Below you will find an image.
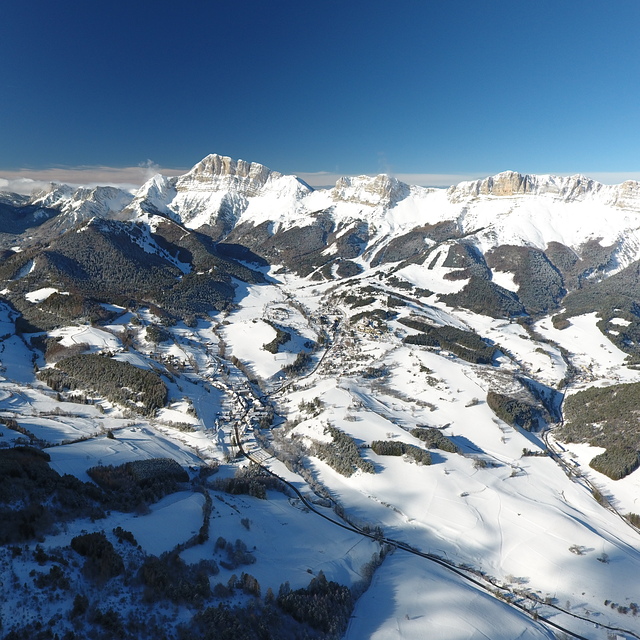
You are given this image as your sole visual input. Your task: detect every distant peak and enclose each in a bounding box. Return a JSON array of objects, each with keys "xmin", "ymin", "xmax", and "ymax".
[
  {"xmin": 448, "ymin": 171, "xmax": 607, "ymax": 202},
  {"xmin": 185, "ymin": 154, "xmax": 278, "ymax": 184},
  {"xmin": 32, "ymin": 182, "xmax": 74, "ymax": 200},
  {"xmin": 332, "ymin": 173, "xmax": 410, "ymax": 207},
  {"xmin": 173, "ymin": 154, "xmax": 313, "ymax": 201}
]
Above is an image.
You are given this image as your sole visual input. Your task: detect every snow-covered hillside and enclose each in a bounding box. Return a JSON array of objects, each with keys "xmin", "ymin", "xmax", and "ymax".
[
  {"xmin": 123, "ymin": 157, "xmax": 640, "ymax": 273},
  {"xmin": 2, "ymin": 155, "xmax": 640, "ymax": 639}
]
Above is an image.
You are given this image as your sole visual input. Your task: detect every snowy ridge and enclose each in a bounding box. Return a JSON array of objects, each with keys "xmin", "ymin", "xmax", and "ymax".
[
  {"xmin": 331, "ymin": 174, "xmax": 413, "ymax": 207},
  {"xmin": 122, "ymin": 158, "xmax": 640, "ymax": 272},
  {"xmin": 30, "ymin": 183, "xmax": 134, "ymax": 222},
  {"xmin": 5, "ymin": 156, "xmax": 640, "ymax": 639},
  {"xmin": 127, "ymin": 154, "xmax": 313, "ymax": 232},
  {"xmin": 448, "ymin": 169, "xmax": 640, "ymax": 206},
  {"xmin": 129, "ymin": 173, "xmax": 178, "ymax": 218},
  {"xmin": 15, "ymin": 154, "xmax": 640, "ymax": 270},
  {"xmin": 177, "ymin": 153, "xmax": 290, "ymax": 194},
  {"xmin": 4, "ymin": 155, "xmax": 640, "ymax": 284},
  {"xmin": 5, "ymin": 158, "xmax": 640, "ymax": 263}
]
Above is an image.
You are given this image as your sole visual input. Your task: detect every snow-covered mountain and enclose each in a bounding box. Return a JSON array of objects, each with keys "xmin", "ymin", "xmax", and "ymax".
[
  {"xmin": 7, "ymin": 154, "xmax": 640, "ymax": 276},
  {"xmin": 120, "ymin": 155, "xmax": 640, "ymax": 278},
  {"xmin": 0, "ymin": 182, "xmax": 134, "ymax": 240},
  {"xmin": 29, "ymin": 183, "xmax": 134, "ymax": 220},
  {"xmin": 448, "ymin": 169, "xmax": 640, "ymax": 206},
  {"xmin": 126, "ymin": 153, "xmax": 312, "ymax": 236},
  {"xmin": 3, "ymin": 155, "xmax": 640, "ymax": 639}
]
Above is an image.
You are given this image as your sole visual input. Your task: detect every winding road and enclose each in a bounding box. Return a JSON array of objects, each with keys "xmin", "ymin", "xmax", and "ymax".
[{"xmin": 228, "ymin": 304, "xmax": 640, "ymax": 640}]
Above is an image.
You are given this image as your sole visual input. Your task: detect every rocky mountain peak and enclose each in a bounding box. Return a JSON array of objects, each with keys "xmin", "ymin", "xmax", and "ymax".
[
  {"xmin": 30, "ymin": 182, "xmax": 75, "ymax": 205},
  {"xmin": 177, "ymin": 154, "xmax": 279, "ymax": 194},
  {"xmin": 0, "ymin": 191, "xmax": 30, "ymax": 207},
  {"xmin": 608, "ymin": 179, "xmax": 640, "ymax": 209},
  {"xmin": 331, "ymin": 174, "xmax": 410, "ymax": 207},
  {"xmin": 447, "ymin": 171, "xmax": 538, "ymax": 201},
  {"xmin": 447, "ymin": 171, "xmax": 609, "ymax": 203},
  {"xmin": 129, "ymin": 174, "xmax": 176, "ymax": 217}
]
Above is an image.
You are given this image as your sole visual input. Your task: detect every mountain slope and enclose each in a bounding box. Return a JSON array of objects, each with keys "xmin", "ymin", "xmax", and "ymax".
[
  {"xmin": 124, "ymin": 156, "xmax": 640, "ymax": 321},
  {"xmin": 2, "ymin": 155, "xmax": 640, "ymax": 639}
]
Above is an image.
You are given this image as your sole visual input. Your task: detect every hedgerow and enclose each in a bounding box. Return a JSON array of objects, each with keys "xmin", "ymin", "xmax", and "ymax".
[
  {"xmin": 400, "ymin": 317, "xmax": 497, "ymax": 364},
  {"xmin": 589, "ymin": 446, "xmax": 640, "ymax": 480},
  {"xmin": 410, "ymin": 427, "xmax": 460, "ymax": 453},
  {"xmin": 558, "ymin": 382, "xmax": 640, "ymax": 479}
]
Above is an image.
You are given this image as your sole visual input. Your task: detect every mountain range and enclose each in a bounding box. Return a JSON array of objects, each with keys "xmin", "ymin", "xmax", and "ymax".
[
  {"xmin": 5, "ymin": 154, "xmax": 640, "ymax": 350},
  {"xmin": 2, "ymin": 155, "xmax": 640, "ymax": 639}
]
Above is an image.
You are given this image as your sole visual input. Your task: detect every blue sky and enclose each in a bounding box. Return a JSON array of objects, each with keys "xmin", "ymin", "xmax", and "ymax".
[{"xmin": 1, "ymin": 0, "xmax": 639, "ymax": 188}]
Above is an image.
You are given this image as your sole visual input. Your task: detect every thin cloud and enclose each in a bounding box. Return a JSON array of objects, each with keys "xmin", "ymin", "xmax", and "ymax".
[
  {"xmin": 138, "ymin": 160, "xmax": 165, "ymax": 183},
  {"xmin": 2, "ymin": 165, "xmax": 639, "ymax": 196},
  {"xmin": 390, "ymin": 173, "xmax": 486, "ymax": 187},
  {"xmin": 295, "ymin": 171, "xmax": 485, "ymax": 188},
  {"xmin": 0, "ymin": 177, "xmax": 55, "ymax": 195},
  {"xmin": 0, "ymin": 164, "xmax": 186, "ymax": 195}
]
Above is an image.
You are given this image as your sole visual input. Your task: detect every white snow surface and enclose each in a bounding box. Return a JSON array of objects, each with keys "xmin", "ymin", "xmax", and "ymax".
[
  {"xmin": 535, "ymin": 313, "xmax": 640, "ymax": 385},
  {"xmin": 6, "ymin": 159, "xmax": 640, "ymax": 637},
  {"xmin": 2, "ymin": 271, "xmax": 640, "ymax": 639},
  {"xmin": 30, "ymin": 183, "xmax": 134, "ymax": 223},
  {"xmin": 125, "ymin": 158, "xmax": 640, "ymax": 273},
  {"xmin": 46, "ymin": 425, "xmax": 202, "ymax": 481},
  {"xmin": 24, "ymin": 287, "xmax": 59, "ymax": 303},
  {"xmin": 221, "ymin": 280, "xmax": 317, "ymax": 380},
  {"xmin": 49, "ymin": 324, "xmax": 123, "ymax": 352},
  {"xmin": 346, "ymin": 553, "xmax": 554, "ymax": 640}
]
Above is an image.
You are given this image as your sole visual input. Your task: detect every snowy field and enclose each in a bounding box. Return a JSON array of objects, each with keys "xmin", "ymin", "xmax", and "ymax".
[
  {"xmin": 181, "ymin": 486, "xmax": 380, "ymax": 593},
  {"xmin": 221, "ymin": 281, "xmax": 319, "ymax": 380},
  {"xmin": 535, "ymin": 312, "xmax": 640, "ymax": 386},
  {"xmin": 3, "ymin": 256, "xmax": 640, "ymax": 639},
  {"xmin": 346, "ymin": 552, "xmax": 555, "ymax": 640},
  {"xmin": 46, "ymin": 425, "xmax": 203, "ymax": 481}
]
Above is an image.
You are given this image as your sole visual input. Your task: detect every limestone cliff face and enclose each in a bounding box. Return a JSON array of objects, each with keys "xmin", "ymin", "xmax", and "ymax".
[
  {"xmin": 331, "ymin": 174, "xmax": 410, "ymax": 208},
  {"xmin": 464, "ymin": 171, "xmax": 539, "ymax": 198},
  {"xmin": 176, "ymin": 154, "xmax": 283, "ymax": 197},
  {"xmin": 447, "ymin": 171, "xmax": 567, "ymax": 201},
  {"xmin": 608, "ymin": 180, "xmax": 640, "ymax": 209},
  {"xmin": 9, "ymin": 156, "xmax": 640, "ymax": 281},
  {"xmin": 448, "ymin": 170, "xmax": 640, "ymax": 207},
  {"xmin": 127, "ymin": 154, "xmax": 312, "ymax": 235}
]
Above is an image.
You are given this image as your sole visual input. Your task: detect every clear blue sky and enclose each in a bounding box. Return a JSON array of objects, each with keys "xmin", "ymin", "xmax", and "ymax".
[{"xmin": 2, "ymin": 0, "xmax": 640, "ymax": 186}]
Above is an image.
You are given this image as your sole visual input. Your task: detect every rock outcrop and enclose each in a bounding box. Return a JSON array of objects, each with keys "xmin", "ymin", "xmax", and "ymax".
[{"xmin": 332, "ymin": 174, "xmax": 411, "ymax": 208}]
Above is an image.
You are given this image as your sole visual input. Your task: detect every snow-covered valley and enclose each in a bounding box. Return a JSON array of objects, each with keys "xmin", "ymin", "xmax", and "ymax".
[{"xmin": 2, "ymin": 156, "xmax": 640, "ymax": 639}]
